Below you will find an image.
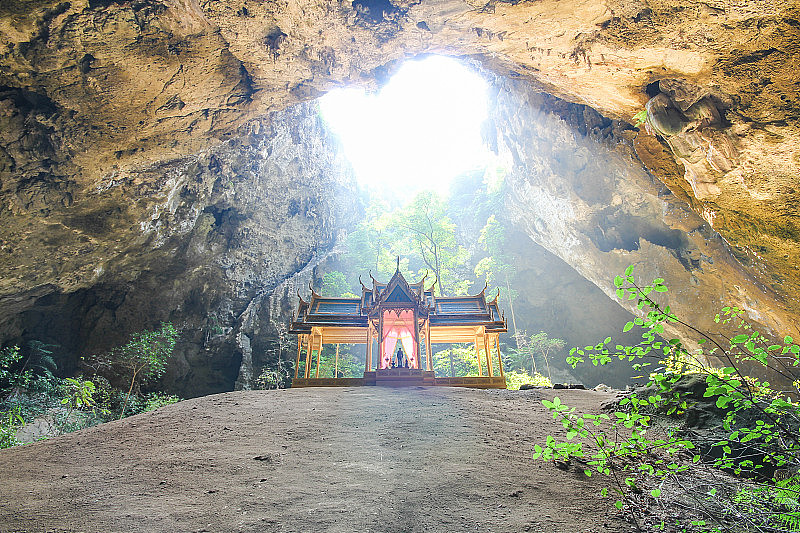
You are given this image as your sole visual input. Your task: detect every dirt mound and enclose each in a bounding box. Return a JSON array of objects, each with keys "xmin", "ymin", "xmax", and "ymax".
[{"xmin": 0, "ymin": 387, "xmax": 627, "ymax": 532}]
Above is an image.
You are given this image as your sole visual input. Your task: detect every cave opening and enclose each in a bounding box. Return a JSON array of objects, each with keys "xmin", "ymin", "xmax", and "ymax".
[{"xmin": 318, "ymin": 55, "xmax": 493, "ymax": 200}]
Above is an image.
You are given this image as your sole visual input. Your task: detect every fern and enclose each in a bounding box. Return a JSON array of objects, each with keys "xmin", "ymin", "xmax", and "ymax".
[{"xmin": 773, "ymin": 477, "xmax": 800, "ymax": 531}]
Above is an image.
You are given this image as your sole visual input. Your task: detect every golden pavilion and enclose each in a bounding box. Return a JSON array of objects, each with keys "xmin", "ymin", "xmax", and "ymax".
[{"xmin": 289, "ymin": 265, "xmax": 507, "ymax": 388}]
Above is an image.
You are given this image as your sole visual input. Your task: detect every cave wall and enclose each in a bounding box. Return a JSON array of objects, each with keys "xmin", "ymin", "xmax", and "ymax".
[
  {"xmin": 0, "ymin": 100, "xmax": 359, "ymax": 397},
  {"xmin": 488, "ymin": 75, "xmax": 799, "ymax": 351},
  {"xmin": 1, "ymin": 0, "xmax": 799, "ymax": 392},
  {"xmin": 1, "ymin": 1, "xmax": 798, "ymax": 309}
]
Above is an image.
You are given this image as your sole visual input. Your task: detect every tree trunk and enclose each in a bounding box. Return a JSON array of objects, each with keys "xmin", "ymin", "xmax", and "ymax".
[
  {"xmin": 120, "ymin": 367, "xmax": 140, "ymax": 419},
  {"xmin": 506, "ymin": 278, "xmax": 520, "ymax": 349}
]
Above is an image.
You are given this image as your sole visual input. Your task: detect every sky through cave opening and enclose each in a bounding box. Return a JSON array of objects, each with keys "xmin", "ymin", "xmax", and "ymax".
[{"xmin": 318, "ymin": 55, "xmax": 493, "ymax": 199}]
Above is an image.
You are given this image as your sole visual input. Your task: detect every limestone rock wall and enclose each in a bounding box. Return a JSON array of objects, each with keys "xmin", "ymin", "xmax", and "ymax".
[
  {"xmin": 1, "ymin": 0, "xmax": 799, "ymax": 391},
  {"xmin": 0, "ymin": 100, "xmax": 358, "ymax": 397},
  {"xmin": 488, "ymin": 76, "xmax": 798, "ymax": 350}
]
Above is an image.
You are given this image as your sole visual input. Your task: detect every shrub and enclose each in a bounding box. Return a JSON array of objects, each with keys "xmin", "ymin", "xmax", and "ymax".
[
  {"xmin": 534, "ymin": 266, "xmax": 800, "ymax": 531},
  {"xmin": 83, "ymin": 323, "xmax": 179, "ymax": 418},
  {"xmin": 505, "ymin": 370, "xmax": 553, "ymax": 390}
]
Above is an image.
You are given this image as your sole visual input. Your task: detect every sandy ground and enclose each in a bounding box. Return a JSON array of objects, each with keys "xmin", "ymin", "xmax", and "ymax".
[{"xmin": 0, "ymin": 387, "xmax": 631, "ymax": 533}]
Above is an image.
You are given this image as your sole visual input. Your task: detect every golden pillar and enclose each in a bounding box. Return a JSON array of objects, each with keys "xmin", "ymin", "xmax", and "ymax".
[
  {"xmin": 315, "ymin": 337, "xmax": 322, "ymax": 378},
  {"xmin": 366, "ymin": 325, "xmax": 373, "ymax": 373},
  {"xmin": 304, "ymin": 334, "xmax": 312, "ymax": 379},
  {"xmin": 484, "ymin": 333, "xmax": 494, "ymax": 377},
  {"xmin": 494, "ymin": 334, "xmax": 504, "ymax": 377},
  {"xmin": 306, "ymin": 328, "xmax": 322, "ymax": 379},
  {"xmin": 425, "ymin": 320, "xmax": 433, "ymax": 372},
  {"xmin": 295, "ymin": 335, "xmax": 304, "ymax": 379},
  {"xmin": 474, "ymin": 328, "xmax": 483, "ymax": 377}
]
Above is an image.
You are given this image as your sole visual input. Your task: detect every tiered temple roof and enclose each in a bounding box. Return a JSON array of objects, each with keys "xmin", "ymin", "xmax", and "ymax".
[{"xmin": 289, "ymin": 269, "xmax": 506, "ymax": 337}]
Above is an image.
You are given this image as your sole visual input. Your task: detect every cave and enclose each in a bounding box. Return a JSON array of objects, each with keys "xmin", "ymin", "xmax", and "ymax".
[{"xmin": 0, "ymin": 0, "xmax": 798, "ymax": 400}]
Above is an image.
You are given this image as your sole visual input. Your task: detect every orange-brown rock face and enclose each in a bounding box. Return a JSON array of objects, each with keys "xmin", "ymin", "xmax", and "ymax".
[{"xmin": 0, "ymin": 0, "xmax": 798, "ymax": 391}]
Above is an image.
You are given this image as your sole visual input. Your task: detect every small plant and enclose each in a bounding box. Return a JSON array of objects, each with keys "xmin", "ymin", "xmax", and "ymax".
[
  {"xmin": 141, "ymin": 392, "xmax": 181, "ymax": 413},
  {"xmin": 633, "ymin": 108, "xmax": 648, "ymax": 129},
  {"xmin": 0, "ymin": 407, "xmax": 24, "ymax": 449},
  {"xmin": 0, "ymin": 346, "xmax": 31, "ymax": 398},
  {"xmin": 61, "ymin": 378, "xmax": 97, "ymax": 411},
  {"xmin": 505, "ymin": 331, "xmax": 565, "ymax": 382}
]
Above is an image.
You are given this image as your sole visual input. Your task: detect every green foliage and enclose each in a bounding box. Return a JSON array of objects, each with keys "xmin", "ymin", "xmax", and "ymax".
[
  {"xmin": 342, "ymin": 190, "xmax": 471, "ymax": 296},
  {"xmin": 133, "ymin": 392, "xmax": 181, "ymax": 414},
  {"xmin": 0, "ymin": 407, "xmax": 23, "ymax": 449},
  {"xmin": 0, "ymin": 345, "xmax": 30, "ymax": 394},
  {"xmin": 433, "ymin": 344, "xmax": 479, "ymax": 377},
  {"xmin": 61, "ymin": 378, "xmax": 97, "ymax": 410},
  {"xmin": 25, "ymin": 341, "xmax": 58, "ymax": 379},
  {"xmin": 83, "ymin": 323, "xmax": 179, "ymax": 419},
  {"xmin": 633, "ymin": 108, "xmax": 648, "ymax": 128},
  {"xmin": 505, "ymin": 331, "xmax": 565, "ymax": 381},
  {"xmin": 321, "ymin": 271, "xmax": 356, "ymax": 297},
  {"xmin": 300, "ymin": 345, "xmax": 363, "ymax": 379},
  {"xmin": 255, "ymin": 365, "xmax": 292, "ymax": 389},
  {"xmin": 397, "ymin": 191, "xmax": 470, "ymax": 295},
  {"xmin": 505, "ymin": 370, "xmax": 552, "ymax": 390},
  {"xmin": 734, "ymin": 476, "xmax": 800, "ymax": 531},
  {"xmin": 344, "ymin": 198, "xmax": 399, "ymax": 279},
  {"xmin": 535, "ymin": 266, "xmax": 800, "ymax": 531},
  {"xmin": 475, "ymin": 214, "xmax": 517, "ymax": 305}
]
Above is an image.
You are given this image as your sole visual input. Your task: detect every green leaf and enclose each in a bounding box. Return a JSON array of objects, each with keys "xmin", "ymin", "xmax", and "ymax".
[
  {"xmin": 731, "ymin": 334, "xmax": 749, "ymax": 343},
  {"xmin": 614, "ymin": 275, "xmax": 624, "ymax": 288},
  {"xmin": 624, "ymin": 265, "xmax": 634, "ymax": 276},
  {"xmin": 785, "ymin": 335, "xmax": 794, "ymax": 344},
  {"xmin": 650, "ymin": 489, "xmax": 661, "ymax": 498},
  {"xmin": 614, "ymin": 500, "xmax": 623, "ymax": 510},
  {"xmin": 623, "ymin": 322, "xmax": 634, "ymax": 332}
]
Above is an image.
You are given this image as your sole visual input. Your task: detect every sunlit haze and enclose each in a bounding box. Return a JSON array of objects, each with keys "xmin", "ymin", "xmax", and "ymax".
[{"xmin": 319, "ymin": 56, "xmax": 490, "ymax": 196}]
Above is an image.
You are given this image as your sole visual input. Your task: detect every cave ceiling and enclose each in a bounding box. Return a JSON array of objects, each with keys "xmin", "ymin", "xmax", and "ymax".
[{"xmin": 0, "ymin": 0, "xmax": 799, "ymax": 391}]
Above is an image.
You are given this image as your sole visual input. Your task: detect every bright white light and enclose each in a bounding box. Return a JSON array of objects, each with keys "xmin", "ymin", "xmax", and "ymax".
[{"xmin": 319, "ymin": 56, "xmax": 490, "ymax": 196}]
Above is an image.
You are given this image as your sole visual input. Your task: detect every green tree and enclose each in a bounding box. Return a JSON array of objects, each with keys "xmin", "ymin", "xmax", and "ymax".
[
  {"xmin": 505, "ymin": 331, "xmax": 565, "ymax": 382},
  {"xmin": 0, "ymin": 346, "xmax": 27, "ymax": 398},
  {"xmin": 84, "ymin": 323, "xmax": 179, "ymax": 419},
  {"xmin": 397, "ymin": 191, "xmax": 469, "ymax": 295},
  {"xmin": 344, "ymin": 198, "xmax": 398, "ymax": 279},
  {"xmin": 474, "ymin": 214, "xmax": 521, "ymax": 344},
  {"xmin": 321, "ymin": 271, "xmax": 357, "ymax": 297},
  {"xmin": 433, "ymin": 344, "xmax": 479, "ymax": 377}
]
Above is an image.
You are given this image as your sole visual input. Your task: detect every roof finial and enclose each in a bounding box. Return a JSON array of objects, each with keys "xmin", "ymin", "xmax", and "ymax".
[
  {"xmin": 359, "ymin": 275, "xmax": 368, "ymax": 291},
  {"xmin": 308, "ymin": 280, "xmax": 320, "ymax": 299},
  {"xmin": 396, "ymin": 256, "xmax": 400, "ymax": 272}
]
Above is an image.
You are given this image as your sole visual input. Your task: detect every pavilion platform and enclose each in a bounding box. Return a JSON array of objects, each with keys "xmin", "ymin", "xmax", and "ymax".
[{"xmin": 291, "ymin": 369, "xmax": 507, "ymax": 389}]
